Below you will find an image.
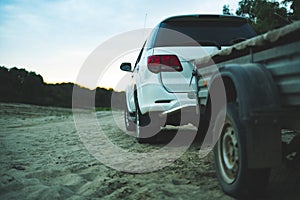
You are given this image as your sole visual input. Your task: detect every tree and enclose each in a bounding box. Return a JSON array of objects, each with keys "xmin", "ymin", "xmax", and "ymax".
[
  {"xmin": 223, "ymin": 5, "xmax": 233, "ymax": 15},
  {"xmin": 236, "ymin": 0, "xmax": 290, "ymax": 34},
  {"xmin": 0, "ymin": 66, "xmax": 123, "ymax": 108},
  {"xmin": 283, "ymin": 0, "xmax": 300, "ymax": 19}
]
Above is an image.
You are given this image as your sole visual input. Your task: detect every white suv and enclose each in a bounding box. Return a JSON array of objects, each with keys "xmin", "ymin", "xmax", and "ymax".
[{"xmin": 120, "ymin": 15, "xmax": 256, "ymax": 143}]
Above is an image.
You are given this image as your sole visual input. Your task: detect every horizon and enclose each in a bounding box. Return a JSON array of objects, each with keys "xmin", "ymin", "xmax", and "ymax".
[{"xmin": 0, "ymin": 65, "xmax": 121, "ymax": 92}]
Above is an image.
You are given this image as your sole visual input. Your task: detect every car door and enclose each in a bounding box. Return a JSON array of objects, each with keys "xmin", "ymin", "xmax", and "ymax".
[{"xmin": 126, "ymin": 42, "xmax": 146, "ymax": 113}]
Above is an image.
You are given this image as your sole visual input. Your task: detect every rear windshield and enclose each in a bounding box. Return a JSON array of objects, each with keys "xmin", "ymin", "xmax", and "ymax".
[{"xmin": 154, "ymin": 20, "xmax": 257, "ymax": 47}]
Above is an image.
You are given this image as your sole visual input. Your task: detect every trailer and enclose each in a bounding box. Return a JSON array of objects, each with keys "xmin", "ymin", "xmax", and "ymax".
[{"xmin": 194, "ymin": 21, "xmax": 300, "ymax": 198}]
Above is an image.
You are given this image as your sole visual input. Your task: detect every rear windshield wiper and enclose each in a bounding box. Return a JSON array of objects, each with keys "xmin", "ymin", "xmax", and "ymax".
[
  {"xmin": 197, "ymin": 40, "xmax": 221, "ymax": 50},
  {"xmin": 230, "ymin": 37, "xmax": 246, "ymax": 45}
]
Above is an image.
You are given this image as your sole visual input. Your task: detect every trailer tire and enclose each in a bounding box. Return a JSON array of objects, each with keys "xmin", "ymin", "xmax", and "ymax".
[{"xmin": 213, "ymin": 103, "xmax": 270, "ymax": 198}]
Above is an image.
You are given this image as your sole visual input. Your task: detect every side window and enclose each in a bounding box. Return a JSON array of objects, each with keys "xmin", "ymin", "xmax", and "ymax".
[
  {"xmin": 134, "ymin": 41, "xmax": 146, "ymax": 69},
  {"xmin": 145, "ymin": 27, "xmax": 159, "ymax": 50}
]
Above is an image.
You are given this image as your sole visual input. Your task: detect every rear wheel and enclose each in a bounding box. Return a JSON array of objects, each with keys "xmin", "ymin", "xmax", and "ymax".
[
  {"xmin": 196, "ymin": 117, "xmax": 209, "ymax": 145},
  {"xmin": 136, "ymin": 108, "xmax": 160, "ymax": 143},
  {"xmin": 213, "ymin": 103, "xmax": 270, "ymax": 198},
  {"xmin": 124, "ymin": 105, "xmax": 135, "ymax": 131}
]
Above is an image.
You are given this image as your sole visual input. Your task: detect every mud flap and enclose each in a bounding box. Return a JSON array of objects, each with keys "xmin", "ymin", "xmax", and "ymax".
[{"xmin": 246, "ymin": 119, "xmax": 282, "ymax": 168}]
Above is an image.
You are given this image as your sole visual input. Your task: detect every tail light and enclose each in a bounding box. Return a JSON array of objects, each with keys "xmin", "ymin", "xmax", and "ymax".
[{"xmin": 147, "ymin": 55, "xmax": 183, "ymax": 73}]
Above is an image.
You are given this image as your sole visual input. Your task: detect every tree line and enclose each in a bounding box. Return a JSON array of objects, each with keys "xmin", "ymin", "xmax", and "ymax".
[
  {"xmin": 0, "ymin": 66, "xmax": 125, "ymax": 109},
  {"xmin": 223, "ymin": 0, "xmax": 300, "ymax": 34}
]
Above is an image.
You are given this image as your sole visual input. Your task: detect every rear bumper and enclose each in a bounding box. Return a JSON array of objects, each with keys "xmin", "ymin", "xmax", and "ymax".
[
  {"xmin": 137, "ymin": 83, "xmax": 197, "ymax": 115},
  {"xmin": 160, "ymin": 104, "xmax": 199, "ymax": 126}
]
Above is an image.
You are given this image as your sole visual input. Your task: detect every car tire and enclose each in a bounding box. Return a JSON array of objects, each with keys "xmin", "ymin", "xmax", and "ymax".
[
  {"xmin": 196, "ymin": 117, "xmax": 209, "ymax": 145},
  {"xmin": 124, "ymin": 105, "xmax": 136, "ymax": 131},
  {"xmin": 213, "ymin": 103, "xmax": 270, "ymax": 198},
  {"xmin": 135, "ymin": 101, "xmax": 161, "ymax": 144}
]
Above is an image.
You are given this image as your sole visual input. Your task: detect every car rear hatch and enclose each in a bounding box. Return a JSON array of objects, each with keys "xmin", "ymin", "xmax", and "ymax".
[
  {"xmin": 153, "ymin": 46, "xmax": 217, "ymax": 93},
  {"xmin": 152, "ymin": 15, "xmax": 256, "ymax": 93}
]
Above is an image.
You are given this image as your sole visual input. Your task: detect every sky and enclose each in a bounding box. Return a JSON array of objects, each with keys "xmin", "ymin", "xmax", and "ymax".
[{"xmin": 0, "ymin": 0, "xmax": 241, "ymax": 90}]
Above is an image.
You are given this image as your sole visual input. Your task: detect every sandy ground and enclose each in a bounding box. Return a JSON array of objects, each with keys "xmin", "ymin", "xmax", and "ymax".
[{"xmin": 0, "ymin": 103, "xmax": 299, "ymax": 199}]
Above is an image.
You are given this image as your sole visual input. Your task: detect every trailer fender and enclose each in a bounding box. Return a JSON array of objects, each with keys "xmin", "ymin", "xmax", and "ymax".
[{"xmin": 210, "ymin": 63, "xmax": 282, "ymax": 168}]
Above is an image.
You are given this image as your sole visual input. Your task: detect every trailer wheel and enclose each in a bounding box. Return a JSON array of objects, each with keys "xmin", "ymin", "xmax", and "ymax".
[{"xmin": 214, "ymin": 103, "xmax": 270, "ymax": 198}]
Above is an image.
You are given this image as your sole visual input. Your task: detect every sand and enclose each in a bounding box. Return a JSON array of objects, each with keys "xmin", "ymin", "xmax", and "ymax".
[{"xmin": 0, "ymin": 103, "xmax": 299, "ymax": 199}]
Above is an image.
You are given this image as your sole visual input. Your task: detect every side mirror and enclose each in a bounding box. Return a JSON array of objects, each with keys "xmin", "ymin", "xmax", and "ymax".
[{"xmin": 120, "ymin": 63, "xmax": 132, "ymax": 72}]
